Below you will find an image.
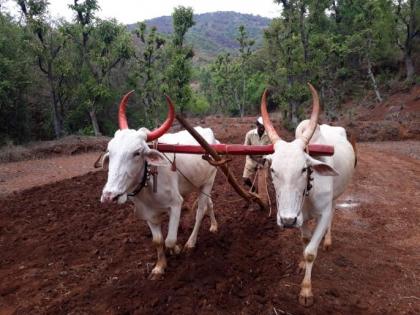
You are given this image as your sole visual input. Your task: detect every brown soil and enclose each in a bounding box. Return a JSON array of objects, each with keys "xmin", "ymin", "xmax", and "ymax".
[
  {"xmin": 335, "ymin": 85, "xmax": 420, "ymax": 141},
  {"xmin": 0, "ymin": 136, "xmax": 109, "ymax": 163},
  {"xmin": 0, "ymin": 152, "xmax": 101, "ymax": 197},
  {"xmin": 0, "ymin": 130, "xmax": 419, "ymax": 314}
]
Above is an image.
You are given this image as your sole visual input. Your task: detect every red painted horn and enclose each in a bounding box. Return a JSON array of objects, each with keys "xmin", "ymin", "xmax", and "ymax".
[
  {"xmin": 146, "ymin": 95, "xmax": 175, "ymax": 142},
  {"xmin": 299, "ymin": 83, "xmax": 320, "ymax": 145},
  {"xmin": 261, "ymin": 89, "xmax": 281, "ymax": 143},
  {"xmin": 118, "ymin": 90, "xmax": 135, "ymax": 129},
  {"xmin": 117, "ymin": 92, "xmax": 174, "ymax": 140}
]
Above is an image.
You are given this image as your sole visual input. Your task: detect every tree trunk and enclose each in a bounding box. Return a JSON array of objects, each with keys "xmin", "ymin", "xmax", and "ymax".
[
  {"xmin": 367, "ymin": 58, "xmax": 383, "ymax": 103},
  {"xmin": 299, "ymin": 3, "xmax": 309, "ymax": 65},
  {"xmin": 48, "ymin": 77, "xmax": 63, "ymax": 139},
  {"xmin": 241, "ymin": 72, "xmax": 246, "ymax": 118},
  {"xmin": 51, "ymin": 103, "xmax": 63, "ymax": 139},
  {"xmin": 291, "ymin": 101, "xmax": 298, "ymax": 125},
  {"xmin": 404, "ymin": 53, "xmax": 415, "ymax": 81},
  {"xmin": 89, "ymin": 110, "xmax": 102, "ymax": 136}
]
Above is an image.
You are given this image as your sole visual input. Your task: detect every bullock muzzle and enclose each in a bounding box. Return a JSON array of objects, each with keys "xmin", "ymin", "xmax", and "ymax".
[
  {"xmin": 280, "ymin": 216, "xmax": 298, "ymax": 228},
  {"xmin": 101, "ymin": 191, "xmax": 128, "ymax": 204},
  {"xmin": 277, "ymin": 211, "xmax": 303, "ymax": 229}
]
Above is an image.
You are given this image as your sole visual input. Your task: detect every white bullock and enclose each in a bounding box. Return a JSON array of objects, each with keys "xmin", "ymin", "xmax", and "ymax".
[
  {"xmin": 101, "ymin": 92, "xmax": 218, "ymax": 279},
  {"xmin": 261, "ymin": 84, "xmax": 356, "ymax": 306}
]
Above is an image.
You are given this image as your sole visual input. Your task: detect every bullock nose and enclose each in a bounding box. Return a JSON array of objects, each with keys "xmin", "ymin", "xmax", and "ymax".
[
  {"xmin": 281, "ymin": 216, "xmax": 297, "ymax": 228},
  {"xmin": 101, "ymin": 191, "xmax": 115, "ymax": 203}
]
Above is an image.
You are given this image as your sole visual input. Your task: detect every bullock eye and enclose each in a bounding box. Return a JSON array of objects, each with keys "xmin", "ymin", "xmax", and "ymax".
[
  {"xmin": 301, "ymin": 167, "xmax": 307, "ymax": 173},
  {"xmin": 133, "ymin": 151, "xmax": 141, "ymax": 157}
]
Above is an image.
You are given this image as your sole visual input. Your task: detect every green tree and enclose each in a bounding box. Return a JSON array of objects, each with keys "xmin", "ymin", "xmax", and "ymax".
[
  {"xmin": 0, "ymin": 12, "xmax": 32, "ymax": 144},
  {"xmin": 17, "ymin": 0, "xmax": 68, "ymax": 138},
  {"xmin": 237, "ymin": 25, "xmax": 255, "ymax": 117},
  {"xmin": 393, "ymin": 0, "xmax": 420, "ymax": 81},
  {"xmin": 208, "ymin": 53, "xmax": 238, "ymax": 114},
  {"xmin": 265, "ymin": 1, "xmax": 307, "ymax": 126},
  {"xmin": 131, "ymin": 22, "xmax": 166, "ymax": 127},
  {"xmin": 69, "ymin": 0, "xmax": 133, "ymax": 135},
  {"xmin": 165, "ymin": 6, "xmax": 195, "ymax": 114}
]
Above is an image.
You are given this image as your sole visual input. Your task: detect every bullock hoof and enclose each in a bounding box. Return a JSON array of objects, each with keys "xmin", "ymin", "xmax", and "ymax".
[
  {"xmin": 148, "ymin": 269, "xmax": 164, "ymax": 280},
  {"xmin": 323, "ymin": 241, "xmax": 332, "ymax": 251},
  {"xmin": 167, "ymin": 245, "xmax": 181, "ymax": 256},
  {"xmin": 209, "ymin": 224, "xmax": 218, "ymax": 233},
  {"xmin": 299, "ymin": 292, "xmax": 314, "ymax": 307},
  {"xmin": 183, "ymin": 243, "xmax": 195, "ymax": 253}
]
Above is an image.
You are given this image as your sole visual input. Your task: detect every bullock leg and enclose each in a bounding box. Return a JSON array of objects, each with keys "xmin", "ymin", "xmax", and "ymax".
[
  {"xmin": 323, "ymin": 202, "xmax": 335, "ymax": 251},
  {"xmin": 184, "ymin": 183, "xmax": 216, "ymax": 250},
  {"xmin": 184, "ymin": 194, "xmax": 209, "ymax": 251},
  {"xmin": 299, "ymin": 211, "xmax": 332, "ymax": 307},
  {"xmin": 207, "ymin": 198, "xmax": 218, "ymax": 233},
  {"xmin": 299, "ymin": 220, "xmax": 312, "ymax": 272},
  {"xmin": 147, "ymin": 221, "xmax": 167, "ymax": 280},
  {"xmin": 323, "ymin": 218, "xmax": 333, "ymax": 251},
  {"xmin": 165, "ymin": 199, "xmax": 183, "ymax": 255}
]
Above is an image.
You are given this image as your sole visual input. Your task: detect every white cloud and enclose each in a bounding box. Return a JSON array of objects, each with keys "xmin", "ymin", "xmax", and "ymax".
[{"xmin": 2, "ymin": 0, "xmax": 281, "ymax": 23}]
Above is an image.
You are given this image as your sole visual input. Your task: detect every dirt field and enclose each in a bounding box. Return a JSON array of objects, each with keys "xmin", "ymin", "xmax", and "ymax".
[{"xmin": 0, "ymin": 134, "xmax": 419, "ymax": 314}]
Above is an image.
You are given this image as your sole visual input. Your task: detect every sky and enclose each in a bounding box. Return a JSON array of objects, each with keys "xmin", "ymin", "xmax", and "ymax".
[{"xmin": 2, "ymin": 0, "xmax": 281, "ymax": 24}]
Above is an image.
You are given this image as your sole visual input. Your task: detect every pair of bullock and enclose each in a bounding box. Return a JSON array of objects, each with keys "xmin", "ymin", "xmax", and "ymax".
[{"xmin": 100, "ymin": 84, "xmax": 356, "ymax": 307}]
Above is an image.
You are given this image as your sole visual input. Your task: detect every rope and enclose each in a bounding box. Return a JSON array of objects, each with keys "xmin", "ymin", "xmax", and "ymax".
[
  {"xmin": 249, "ymin": 168, "xmax": 259, "ymax": 193},
  {"xmin": 249, "ymin": 164, "xmax": 273, "ymax": 216},
  {"xmin": 161, "ymin": 153, "xmax": 212, "ymax": 199},
  {"xmin": 265, "ymin": 169, "xmax": 273, "ymax": 217}
]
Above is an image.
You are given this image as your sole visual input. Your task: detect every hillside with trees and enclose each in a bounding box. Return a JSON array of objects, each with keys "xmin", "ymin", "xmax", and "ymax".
[
  {"xmin": 128, "ymin": 12, "xmax": 271, "ymax": 62},
  {"xmin": 0, "ymin": 0, "xmax": 419, "ymax": 146}
]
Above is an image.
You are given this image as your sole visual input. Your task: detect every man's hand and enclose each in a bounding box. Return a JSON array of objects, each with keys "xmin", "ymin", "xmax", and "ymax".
[{"xmin": 252, "ymin": 157, "xmax": 266, "ymax": 166}]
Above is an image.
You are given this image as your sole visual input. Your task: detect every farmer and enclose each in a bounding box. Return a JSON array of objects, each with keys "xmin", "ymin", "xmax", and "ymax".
[{"xmin": 243, "ymin": 117, "xmax": 270, "ymax": 189}]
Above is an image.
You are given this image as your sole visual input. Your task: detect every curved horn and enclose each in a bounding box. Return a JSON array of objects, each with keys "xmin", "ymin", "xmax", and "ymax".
[
  {"xmin": 261, "ymin": 89, "xmax": 281, "ymax": 143},
  {"xmin": 118, "ymin": 90, "xmax": 135, "ymax": 129},
  {"xmin": 146, "ymin": 95, "xmax": 175, "ymax": 142},
  {"xmin": 299, "ymin": 83, "xmax": 320, "ymax": 145}
]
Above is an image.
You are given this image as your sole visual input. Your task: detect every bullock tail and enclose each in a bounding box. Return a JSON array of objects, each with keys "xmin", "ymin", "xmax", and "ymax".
[{"xmin": 350, "ymin": 134, "xmax": 357, "ymax": 168}]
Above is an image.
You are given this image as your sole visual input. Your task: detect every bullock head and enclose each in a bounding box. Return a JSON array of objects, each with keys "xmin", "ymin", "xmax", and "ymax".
[
  {"xmin": 262, "ymin": 84, "xmax": 338, "ymax": 228},
  {"xmin": 100, "ymin": 91, "xmax": 173, "ymax": 204}
]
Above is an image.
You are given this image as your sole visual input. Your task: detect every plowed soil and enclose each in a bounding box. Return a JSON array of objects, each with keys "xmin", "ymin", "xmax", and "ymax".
[{"xmin": 0, "ymin": 134, "xmax": 419, "ymax": 314}]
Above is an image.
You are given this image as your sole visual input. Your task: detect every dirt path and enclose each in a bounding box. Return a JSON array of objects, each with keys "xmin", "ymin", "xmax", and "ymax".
[
  {"xmin": 0, "ymin": 152, "xmax": 100, "ymax": 197},
  {"xmin": 0, "ymin": 141, "xmax": 419, "ymax": 314}
]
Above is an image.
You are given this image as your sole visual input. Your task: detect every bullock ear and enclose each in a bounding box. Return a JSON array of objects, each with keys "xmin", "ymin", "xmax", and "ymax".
[
  {"xmin": 94, "ymin": 152, "xmax": 109, "ymax": 169},
  {"xmin": 306, "ymin": 156, "xmax": 338, "ymax": 176},
  {"xmin": 144, "ymin": 149, "xmax": 169, "ymax": 166}
]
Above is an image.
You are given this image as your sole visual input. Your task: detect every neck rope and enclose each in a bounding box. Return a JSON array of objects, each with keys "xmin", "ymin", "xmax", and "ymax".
[{"xmin": 127, "ymin": 161, "xmax": 151, "ymax": 197}]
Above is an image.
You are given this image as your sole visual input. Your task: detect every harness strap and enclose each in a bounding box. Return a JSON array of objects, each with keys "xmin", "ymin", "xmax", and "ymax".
[
  {"xmin": 161, "ymin": 152, "xmax": 212, "ymax": 199},
  {"xmin": 303, "ymin": 145, "xmax": 314, "ymax": 196},
  {"xmin": 128, "ymin": 161, "xmax": 150, "ymax": 197}
]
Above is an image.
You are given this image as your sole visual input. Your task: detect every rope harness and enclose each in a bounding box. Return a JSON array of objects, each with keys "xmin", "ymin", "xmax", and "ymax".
[
  {"xmin": 162, "ymin": 152, "xmax": 213, "ymax": 199},
  {"xmin": 249, "ymin": 161, "xmax": 273, "ymax": 216},
  {"xmin": 304, "ymin": 166, "xmax": 314, "ymax": 196},
  {"xmin": 127, "ymin": 161, "xmax": 151, "ymax": 197},
  {"xmin": 304, "ymin": 145, "xmax": 314, "ymax": 196},
  {"xmin": 127, "ymin": 142, "xmax": 158, "ymax": 197}
]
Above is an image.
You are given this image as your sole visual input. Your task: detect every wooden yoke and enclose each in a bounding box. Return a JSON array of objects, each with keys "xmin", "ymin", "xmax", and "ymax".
[{"xmin": 175, "ymin": 114, "xmax": 269, "ymax": 211}]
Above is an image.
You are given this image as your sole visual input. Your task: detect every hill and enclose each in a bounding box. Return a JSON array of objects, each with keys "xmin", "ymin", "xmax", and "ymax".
[{"xmin": 128, "ymin": 11, "xmax": 271, "ymax": 62}]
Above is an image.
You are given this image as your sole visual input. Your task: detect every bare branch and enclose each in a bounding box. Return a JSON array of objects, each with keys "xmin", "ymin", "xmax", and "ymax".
[{"xmin": 37, "ymin": 57, "xmax": 48, "ymax": 74}]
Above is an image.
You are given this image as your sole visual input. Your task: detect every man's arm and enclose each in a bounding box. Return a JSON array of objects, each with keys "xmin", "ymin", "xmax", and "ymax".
[
  {"xmin": 245, "ymin": 131, "xmax": 264, "ymax": 164},
  {"xmin": 244, "ymin": 131, "xmax": 251, "ymax": 145}
]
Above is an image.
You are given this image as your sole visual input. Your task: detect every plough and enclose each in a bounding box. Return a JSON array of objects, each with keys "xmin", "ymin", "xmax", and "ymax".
[{"xmin": 149, "ymin": 114, "xmax": 334, "ymax": 212}]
